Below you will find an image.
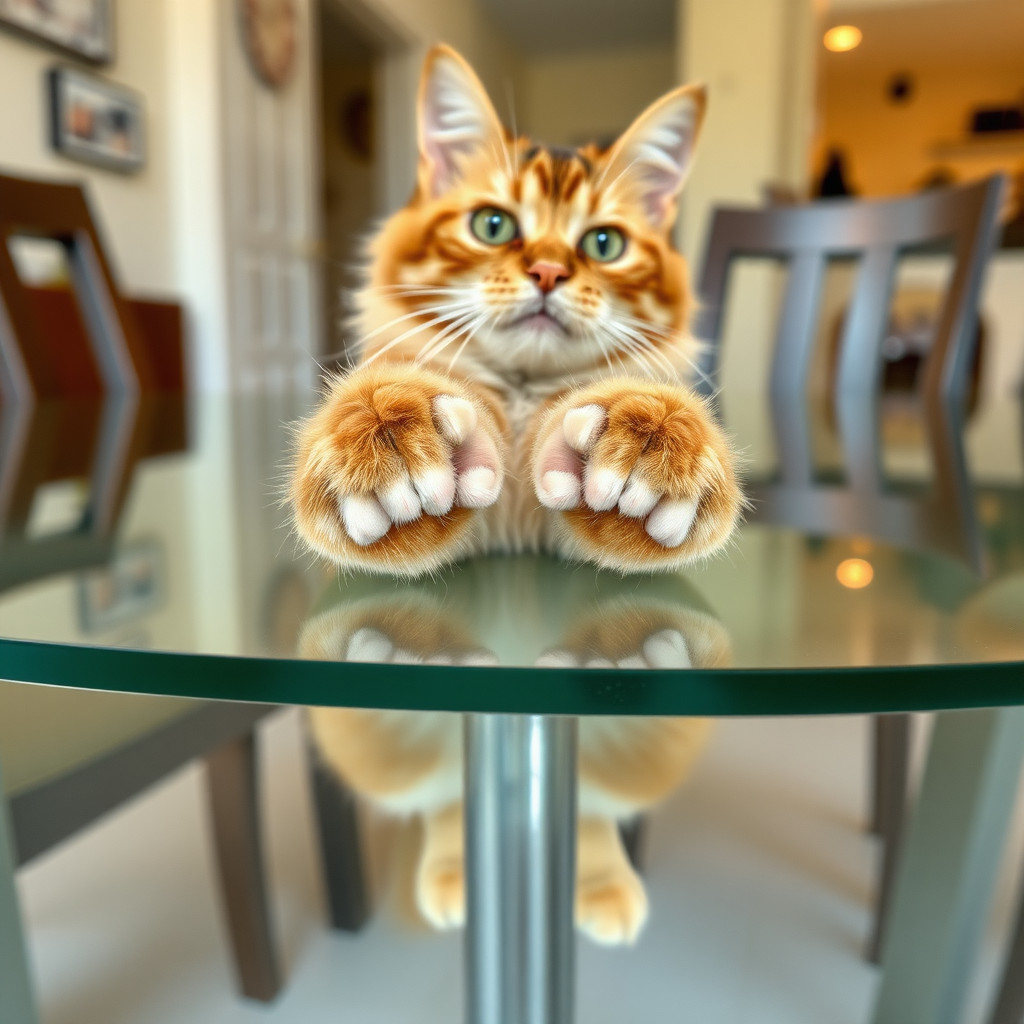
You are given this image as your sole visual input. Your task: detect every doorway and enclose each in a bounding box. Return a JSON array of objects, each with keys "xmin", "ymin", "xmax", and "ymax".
[{"xmin": 317, "ymin": 1, "xmax": 379, "ymax": 367}]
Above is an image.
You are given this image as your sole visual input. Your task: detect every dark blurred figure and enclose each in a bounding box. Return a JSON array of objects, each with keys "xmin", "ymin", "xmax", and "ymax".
[{"xmin": 816, "ymin": 148, "xmax": 857, "ymax": 198}]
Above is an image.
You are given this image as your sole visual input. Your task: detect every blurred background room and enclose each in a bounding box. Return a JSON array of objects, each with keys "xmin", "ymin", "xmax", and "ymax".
[{"xmin": 0, "ymin": 1, "xmax": 1023, "ymax": 1023}]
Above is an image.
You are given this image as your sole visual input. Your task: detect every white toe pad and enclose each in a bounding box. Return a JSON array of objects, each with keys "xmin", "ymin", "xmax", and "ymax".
[
  {"xmin": 341, "ymin": 494, "xmax": 391, "ymax": 546},
  {"xmin": 645, "ymin": 497, "xmax": 699, "ymax": 548}
]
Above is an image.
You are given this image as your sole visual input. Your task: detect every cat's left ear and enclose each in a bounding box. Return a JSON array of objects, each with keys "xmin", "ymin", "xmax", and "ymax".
[
  {"xmin": 417, "ymin": 45, "xmax": 506, "ymax": 199},
  {"xmin": 602, "ymin": 84, "xmax": 706, "ymax": 230}
]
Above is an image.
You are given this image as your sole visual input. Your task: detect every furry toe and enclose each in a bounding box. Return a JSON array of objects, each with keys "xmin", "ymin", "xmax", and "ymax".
[
  {"xmin": 576, "ymin": 873, "xmax": 649, "ymax": 946},
  {"xmin": 563, "ymin": 404, "xmax": 607, "ymax": 452},
  {"xmin": 456, "ymin": 466, "xmax": 500, "ymax": 508},
  {"xmin": 618, "ymin": 476, "xmax": 661, "ymax": 518},
  {"xmin": 413, "ymin": 466, "xmax": 457, "ymax": 515},
  {"xmin": 584, "ymin": 466, "xmax": 626, "ymax": 511},
  {"xmin": 379, "ymin": 477, "xmax": 423, "ymax": 525},
  {"xmin": 645, "ymin": 497, "xmax": 699, "ymax": 548},
  {"xmin": 433, "ymin": 395, "xmax": 477, "ymax": 444},
  {"xmin": 345, "ymin": 627, "xmax": 394, "ymax": 663},
  {"xmin": 643, "ymin": 629, "xmax": 692, "ymax": 669},
  {"xmin": 417, "ymin": 859, "xmax": 466, "ymax": 930},
  {"xmin": 538, "ymin": 470, "xmax": 581, "ymax": 510},
  {"xmin": 340, "ymin": 494, "xmax": 391, "ymax": 546}
]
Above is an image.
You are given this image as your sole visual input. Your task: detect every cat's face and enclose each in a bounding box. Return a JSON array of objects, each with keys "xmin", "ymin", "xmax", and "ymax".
[{"xmin": 356, "ymin": 47, "xmax": 705, "ymax": 381}]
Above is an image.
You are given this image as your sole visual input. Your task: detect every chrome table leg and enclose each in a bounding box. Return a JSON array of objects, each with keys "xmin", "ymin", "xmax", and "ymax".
[{"xmin": 464, "ymin": 714, "xmax": 578, "ymax": 1024}]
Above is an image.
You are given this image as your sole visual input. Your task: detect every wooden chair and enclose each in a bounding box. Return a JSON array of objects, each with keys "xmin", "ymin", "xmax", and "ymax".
[
  {"xmin": 0, "ymin": 173, "xmax": 158, "ymax": 401},
  {"xmin": 692, "ymin": 176, "xmax": 1006, "ymax": 963}
]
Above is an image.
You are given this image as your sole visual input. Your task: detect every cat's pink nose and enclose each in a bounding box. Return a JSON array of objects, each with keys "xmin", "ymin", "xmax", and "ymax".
[{"xmin": 528, "ymin": 261, "xmax": 570, "ymax": 293}]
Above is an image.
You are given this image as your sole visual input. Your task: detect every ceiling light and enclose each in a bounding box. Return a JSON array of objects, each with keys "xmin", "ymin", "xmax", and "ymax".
[
  {"xmin": 836, "ymin": 558, "xmax": 874, "ymax": 589},
  {"xmin": 824, "ymin": 25, "xmax": 862, "ymax": 52}
]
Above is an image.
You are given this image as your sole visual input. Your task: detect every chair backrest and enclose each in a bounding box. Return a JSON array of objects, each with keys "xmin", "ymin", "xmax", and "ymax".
[
  {"xmin": 694, "ymin": 176, "xmax": 1005, "ymax": 402},
  {"xmin": 0, "ymin": 173, "xmax": 156, "ymax": 402},
  {"xmin": 693, "ymin": 177, "xmax": 1006, "ymax": 572}
]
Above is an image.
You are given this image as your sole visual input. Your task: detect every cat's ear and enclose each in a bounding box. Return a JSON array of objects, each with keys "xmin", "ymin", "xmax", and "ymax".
[
  {"xmin": 417, "ymin": 45, "xmax": 505, "ymax": 199},
  {"xmin": 602, "ymin": 84, "xmax": 706, "ymax": 230}
]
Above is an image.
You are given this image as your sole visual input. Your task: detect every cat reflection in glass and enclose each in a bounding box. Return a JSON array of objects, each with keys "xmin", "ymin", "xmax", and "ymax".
[
  {"xmin": 299, "ymin": 559, "xmax": 730, "ymax": 946},
  {"xmin": 289, "ymin": 45, "xmax": 742, "ymax": 944}
]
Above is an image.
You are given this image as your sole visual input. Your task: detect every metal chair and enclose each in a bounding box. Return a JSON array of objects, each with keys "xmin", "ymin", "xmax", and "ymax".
[
  {"xmin": 692, "ymin": 176, "xmax": 1006, "ymax": 962},
  {"xmin": 0, "ymin": 687, "xmax": 283, "ymax": 1021}
]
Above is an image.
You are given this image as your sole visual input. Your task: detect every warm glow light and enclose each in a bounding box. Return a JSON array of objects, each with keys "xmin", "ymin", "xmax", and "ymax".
[
  {"xmin": 837, "ymin": 558, "xmax": 874, "ymax": 589},
  {"xmin": 824, "ymin": 25, "xmax": 863, "ymax": 52}
]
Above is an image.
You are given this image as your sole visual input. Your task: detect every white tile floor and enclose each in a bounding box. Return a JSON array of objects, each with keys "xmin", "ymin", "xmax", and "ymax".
[{"xmin": 17, "ymin": 710, "xmax": 1024, "ymax": 1023}]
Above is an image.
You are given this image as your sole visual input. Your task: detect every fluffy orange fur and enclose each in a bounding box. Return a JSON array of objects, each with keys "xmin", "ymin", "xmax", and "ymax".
[
  {"xmin": 290, "ymin": 44, "xmax": 742, "ymax": 576},
  {"xmin": 290, "ymin": 44, "xmax": 744, "ymax": 947}
]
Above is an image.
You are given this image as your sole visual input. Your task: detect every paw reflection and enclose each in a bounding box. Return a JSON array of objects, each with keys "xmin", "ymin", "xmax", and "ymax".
[
  {"xmin": 296, "ymin": 556, "xmax": 732, "ymax": 946},
  {"xmin": 538, "ymin": 627, "xmax": 693, "ymax": 670},
  {"xmin": 345, "ymin": 625, "xmax": 497, "ymax": 666}
]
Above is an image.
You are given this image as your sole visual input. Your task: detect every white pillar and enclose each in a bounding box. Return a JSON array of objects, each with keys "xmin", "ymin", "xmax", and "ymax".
[{"xmin": 677, "ymin": 0, "xmax": 817, "ymax": 265}]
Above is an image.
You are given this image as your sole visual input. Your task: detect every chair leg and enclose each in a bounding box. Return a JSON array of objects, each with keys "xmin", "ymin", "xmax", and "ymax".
[
  {"xmin": 871, "ymin": 708, "xmax": 1024, "ymax": 1024},
  {"xmin": 1, "ymin": 783, "xmax": 38, "ymax": 1024},
  {"xmin": 308, "ymin": 745, "xmax": 369, "ymax": 931},
  {"xmin": 618, "ymin": 815, "xmax": 648, "ymax": 873},
  {"xmin": 868, "ymin": 713, "xmax": 912, "ymax": 964},
  {"xmin": 988, "ymin": 873, "xmax": 1024, "ymax": 1024},
  {"xmin": 205, "ymin": 733, "xmax": 281, "ymax": 1003}
]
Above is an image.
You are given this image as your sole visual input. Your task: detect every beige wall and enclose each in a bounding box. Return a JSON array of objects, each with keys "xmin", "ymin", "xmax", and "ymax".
[
  {"xmin": 817, "ymin": 0, "xmax": 1024, "ymax": 199},
  {"xmin": 820, "ymin": 63, "xmax": 1024, "ymax": 197},
  {"xmin": 0, "ymin": 0, "xmax": 176, "ymax": 295},
  {"xmin": 678, "ymin": 0, "xmax": 816, "ymax": 265},
  {"xmin": 332, "ymin": 0, "xmax": 520, "ymax": 211},
  {"xmin": 516, "ymin": 44, "xmax": 677, "ymax": 148}
]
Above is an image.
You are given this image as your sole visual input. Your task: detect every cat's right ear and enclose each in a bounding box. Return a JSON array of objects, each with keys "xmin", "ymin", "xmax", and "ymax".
[{"xmin": 417, "ymin": 45, "xmax": 505, "ymax": 199}]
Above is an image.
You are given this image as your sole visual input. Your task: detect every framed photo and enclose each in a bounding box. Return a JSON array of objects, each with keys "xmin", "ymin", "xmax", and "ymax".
[
  {"xmin": 49, "ymin": 66, "xmax": 145, "ymax": 174},
  {"xmin": 78, "ymin": 539, "xmax": 166, "ymax": 634},
  {"xmin": 0, "ymin": 0, "xmax": 113, "ymax": 64}
]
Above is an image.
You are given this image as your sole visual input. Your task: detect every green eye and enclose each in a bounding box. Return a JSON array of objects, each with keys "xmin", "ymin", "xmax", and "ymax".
[
  {"xmin": 580, "ymin": 226, "xmax": 626, "ymax": 262},
  {"xmin": 471, "ymin": 207, "xmax": 518, "ymax": 245}
]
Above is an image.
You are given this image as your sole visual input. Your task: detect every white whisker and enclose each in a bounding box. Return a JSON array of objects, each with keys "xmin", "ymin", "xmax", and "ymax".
[
  {"xmin": 362, "ymin": 303, "xmax": 478, "ymax": 366},
  {"xmin": 359, "ymin": 300, "xmax": 476, "ymax": 347},
  {"xmin": 415, "ymin": 308, "xmax": 482, "ymax": 364},
  {"xmin": 604, "ymin": 322, "xmax": 674, "ymax": 378},
  {"xmin": 446, "ymin": 312, "xmax": 492, "ymax": 372}
]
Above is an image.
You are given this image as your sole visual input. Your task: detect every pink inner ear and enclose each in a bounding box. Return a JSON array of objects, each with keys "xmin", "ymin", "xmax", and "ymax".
[
  {"xmin": 419, "ymin": 55, "xmax": 495, "ymax": 197},
  {"xmin": 610, "ymin": 98, "xmax": 699, "ymax": 225}
]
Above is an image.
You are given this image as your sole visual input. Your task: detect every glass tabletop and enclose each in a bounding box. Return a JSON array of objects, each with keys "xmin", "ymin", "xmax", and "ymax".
[{"xmin": 0, "ymin": 389, "xmax": 1022, "ymax": 715}]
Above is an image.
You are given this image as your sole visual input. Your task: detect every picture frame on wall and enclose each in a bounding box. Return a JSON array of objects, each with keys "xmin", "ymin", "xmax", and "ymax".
[
  {"xmin": 77, "ymin": 538, "xmax": 166, "ymax": 634},
  {"xmin": 0, "ymin": 0, "xmax": 114, "ymax": 64},
  {"xmin": 48, "ymin": 67, "xmax": 145, "ymax": 174}
]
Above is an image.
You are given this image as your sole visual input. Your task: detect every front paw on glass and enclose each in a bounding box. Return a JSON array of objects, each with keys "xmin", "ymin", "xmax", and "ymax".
[
  {"xmin": 532, "ymin": 382, "xmax": 742, "ymax": 567},
  {"xmin": 333, "ymin": 392, "xmax": 501, "ymax": 545},
  {"xmin": 291, "ymin": 367, "xmax": 505, "ymax": 572}
]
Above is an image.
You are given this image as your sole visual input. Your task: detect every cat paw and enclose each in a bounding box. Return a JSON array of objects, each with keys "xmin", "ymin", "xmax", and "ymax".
[
  {"xmin": 533, "ymin": 380, "xmax": 742, "ymax": 570},
  {"xmin": 416, "ymin": 855, "xmax": 465, "ymax": 930},
  {"xmin": 576, "ymin": 867, "xmax": 649, "ymax": 946},
  {"xmin": 537, "ymin": 627, "xmax": 692, "ymax": 671},
  {"xmin": 291, "ymin": 365, "xmax": 505, "ymax": 574},
  {"xmin": 345, "ymin": 626, "xmax": 498, "ymax": 667}
]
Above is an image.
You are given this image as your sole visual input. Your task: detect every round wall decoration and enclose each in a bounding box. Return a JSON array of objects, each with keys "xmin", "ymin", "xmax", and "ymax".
[{"xmin": 240, "ymin": 0, "xmax": 298, "ymax": 89}]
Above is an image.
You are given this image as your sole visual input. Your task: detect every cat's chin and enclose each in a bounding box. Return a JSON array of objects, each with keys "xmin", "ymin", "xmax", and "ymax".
[{"xmin": 513, "ymin": 311, "xmax": 568, "ymax": 336}]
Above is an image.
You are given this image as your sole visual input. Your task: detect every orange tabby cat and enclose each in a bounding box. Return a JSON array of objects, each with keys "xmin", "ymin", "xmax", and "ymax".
[
  {"xmin": 291, "ymin": 45, "xmax": 742, "ymax": 946},
  {"xmin": 290, "ymin": 44, "xmax": 741, "ymax": 576}
]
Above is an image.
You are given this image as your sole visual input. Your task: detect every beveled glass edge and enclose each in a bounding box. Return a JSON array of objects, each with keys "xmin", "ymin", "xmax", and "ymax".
[{"xmin": 1, "ymin": 637, "xmax": 1023, "ymax": 716}]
